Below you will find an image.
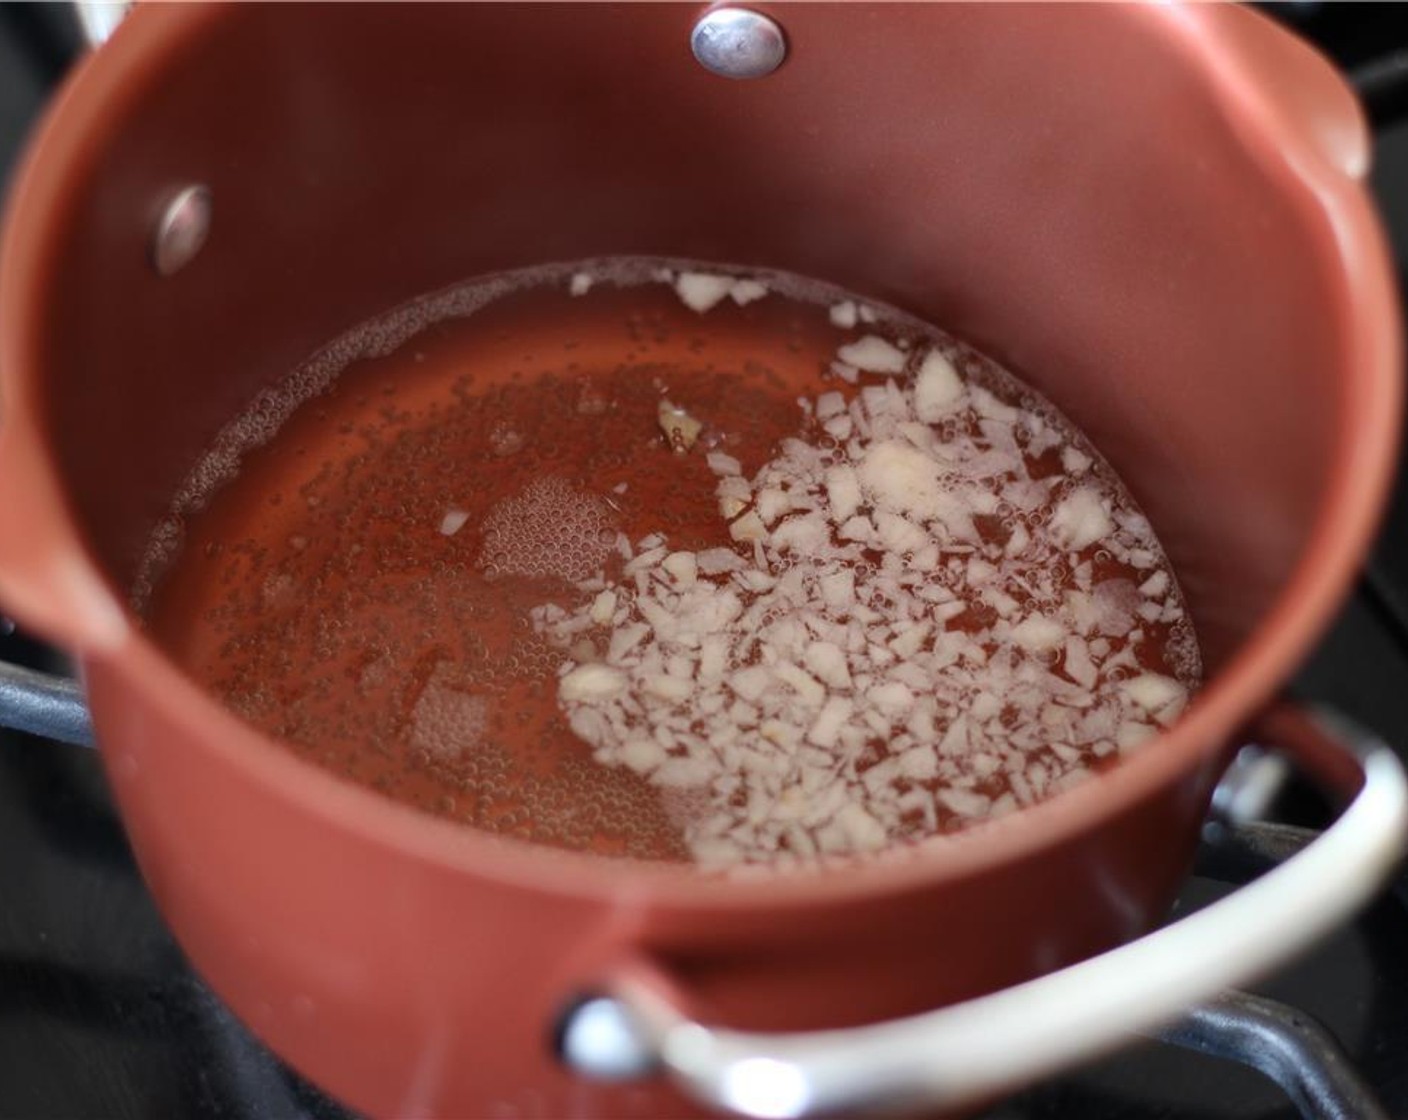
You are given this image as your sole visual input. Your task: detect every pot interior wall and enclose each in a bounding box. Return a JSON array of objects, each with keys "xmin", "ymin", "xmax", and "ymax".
[{"xmin": 35, "ymin": 2, "xmax": 1342, "ymax": 675}]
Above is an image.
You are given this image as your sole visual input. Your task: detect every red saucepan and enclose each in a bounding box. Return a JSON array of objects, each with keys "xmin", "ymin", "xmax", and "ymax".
[{"xmin": 0, "ymin": 4, "xmax": 1404, "ymax": 1117}]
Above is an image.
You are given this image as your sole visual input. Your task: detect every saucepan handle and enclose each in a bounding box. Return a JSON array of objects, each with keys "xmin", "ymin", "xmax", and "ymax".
[
  {"xmin": 0, "ymin": 430, "xmax": 129, "ymax": 658},
  {"xmin": 0, "ymin": 423, "xmax": 115, "ymax": 744},
  {"xmin": 0, "ymin": 2, "xmax": 142, "ymax": 740},
  {"xmin": 560, "ymin": 705, "xmax": 1408, "ymax": 1118}
]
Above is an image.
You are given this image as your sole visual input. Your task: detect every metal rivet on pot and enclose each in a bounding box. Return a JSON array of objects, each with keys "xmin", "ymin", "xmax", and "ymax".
[
  {"xmin": 1208, "ymin": 745, "xmax": 1292, "ymax": 829},
  {"xmin": 556, "ymin": 996, "xmax": 655, "ymax": 1081},
  {"xmin": 152, "ymin": 185, "xmax": 212, "ymax": 277},
  {"xmin": 73, "ymin": 1, "xmax": 134, "ymax": 49},
  {"xmin": 691, "ymin": 8, "xmax": 787, "ymax": 81}
]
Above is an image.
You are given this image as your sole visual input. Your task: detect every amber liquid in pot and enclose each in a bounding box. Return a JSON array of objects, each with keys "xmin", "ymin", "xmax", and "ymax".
[{"xmin": 142, "ymin": 261, "xmax": 1199, "ymax": 869}]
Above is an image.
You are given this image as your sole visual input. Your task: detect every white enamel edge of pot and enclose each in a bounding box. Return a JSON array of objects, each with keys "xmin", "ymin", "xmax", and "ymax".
[{"xmin": 561, "ymin": 709, "xmax": 1408, "ymax": 1118}]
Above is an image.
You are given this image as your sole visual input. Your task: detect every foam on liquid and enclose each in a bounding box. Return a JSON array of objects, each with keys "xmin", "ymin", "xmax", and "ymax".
[{"xmin": 141, "ymin": 258, "xmax": 1200, "ymax": 872}]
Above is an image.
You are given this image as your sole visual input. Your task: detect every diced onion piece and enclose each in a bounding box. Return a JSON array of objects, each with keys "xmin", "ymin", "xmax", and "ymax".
[
  {"xmin": 1121, "ymin": 673, "xmax": 1186, "ymax": 715},
  {"xmin": 620, "ymin": 739, "xmax": 666, "ymax": 774},
  {"xmin": 1063, "ymin": 636, "xmax": 1098, "ymax": 689},
  {"xmin": 662, "ymin": 551, "xmax": 698, "ymax": 588},
  {"xmin": 774, "ymin": 661, "xmax": 827, "ymax": 707},
  {"xmin": 816, "ymin": 391, "xmax": 847, "ymax": 419},
  {"xmin": 838, "ymin": 335, "xmax": 907, "ymax": 374},
  {"xmin": 867, "ymin": 681, "xmax": 915, "ymax": 718},
  {"xmin": 874, "ymin": 511, "xmax": 929, "ymax": 554},
  {"xmin": 836, "ymin": 803, "xmax": 888, "ymax": 851},
  {"xmin": 730, "ymin": 665, "xmax": 773, "ymax": 702},
  {"xmin": 913, "ymin": 350, "xmax": 964, "ymax": 421},
  {"xmin": 675, "ymin": 272, "xmax": 733, "ymax": 313},
  {"xmin": 439, "ymin": 508, "xmax": 470, "ymax": 536},
  {"xmin": 804, "ymin": 641, "xmax": 852, "ymax": 689},
  {"xmin": 756, "ymin": 488, "xmax": 790, "ymax": 525},
  {"xmin": 825, "ymin": 464, "xmax": 863, "ymax": 524},
  {"xmin": 1061, "ymin": 446, "xmax": 1091, "ymax": 474},
  {"xmin": 729, "ymin": 510, "xmax": 767, "ymax": 542},
  {"xmin": 829, "ymin": 301, "xmax": 858, "ymax": 329},
  {"xmin": 730, "ymin": 279, "xmax": 769, "ymax": 305},
  {"xmin": 1116, "ymin": 721, "xmax": 1157, "ymax": 752},
  {"xmin": 697, "ymin": 547, "xmax": 746, "ymax": 574},
  {"xmin": 1051, "ymin": 488, "xmax": 1113, "ymax": 551},
  {"xmin": 658, "ymin": 400, "xmax": 704, "ymax": 451},
  {"xmin": 590, "ymin": 589, "xmax": 618, "ymax": 625},
  {"xmin": 560, "ymin": 664, "xmax": 628, "ymax": 702},
  {"xmin": 819, "ymin": 569, "xmax": 856, "ymax": 612},
  {"xmin": 1139, "ymin": 571, "xmax": 1170, "ymax": 598},
  {"xmin": 938, "ymin": 788, "xmax": 991, "ymax": 818},
  {"xmin": 707, "ymin": 451, "xmax": 743, "ymax": 477},
  {"xmin": 644, "ymin": 674, "xmax": 693, "ymax": 703},
  {"xmin": 858, "ymin": 440, "xmax": 944, "ymax": 520},
  {"xmin": 808, "ymin": 696, "xmax": 853, "ymax": 748},
  {"xmin": 1011, "ymin": 615, "xmax": 1066, "ymax": 652}
]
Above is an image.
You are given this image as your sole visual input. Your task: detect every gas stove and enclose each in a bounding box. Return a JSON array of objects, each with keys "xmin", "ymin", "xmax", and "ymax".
[{"xmin": 2, "ymin": 6, "xmax": 1407, "ymax": 1119}]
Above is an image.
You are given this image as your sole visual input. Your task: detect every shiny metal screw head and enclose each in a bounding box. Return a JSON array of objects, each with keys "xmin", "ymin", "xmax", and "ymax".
[
  {"xmin": 557, "ymin": 996, "xmax": 655, "ymax": 1081},
  {"xmin": 1209, "ymin": 745, "xmax": 1292, "ymax": 829},
  {"xmin": 691, "ymin": 8, "xmax": 787, "ymax": 80},
  {"xmin": 74, "ymin": 1, "xmax": 134, "ymax": 49},
  {"xmin": 152, "ymin": 185, "xmax": 211, "ymax": 277}
]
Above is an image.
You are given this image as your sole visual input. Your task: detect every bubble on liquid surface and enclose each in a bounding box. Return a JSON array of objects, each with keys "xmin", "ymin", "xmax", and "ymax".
[
  {"xmin": 409, "ymin": 667, "xmax": 490, "ymax": 762},
  {"xmin": 478, "ymin": 476, "xmax": 616, "ymax": 584}
]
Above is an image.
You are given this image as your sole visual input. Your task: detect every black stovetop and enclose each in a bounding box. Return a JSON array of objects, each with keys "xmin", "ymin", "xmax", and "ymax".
[{"xmin": 3, "ymin": 6, "xmax": 1408, "ymax": 1119}]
